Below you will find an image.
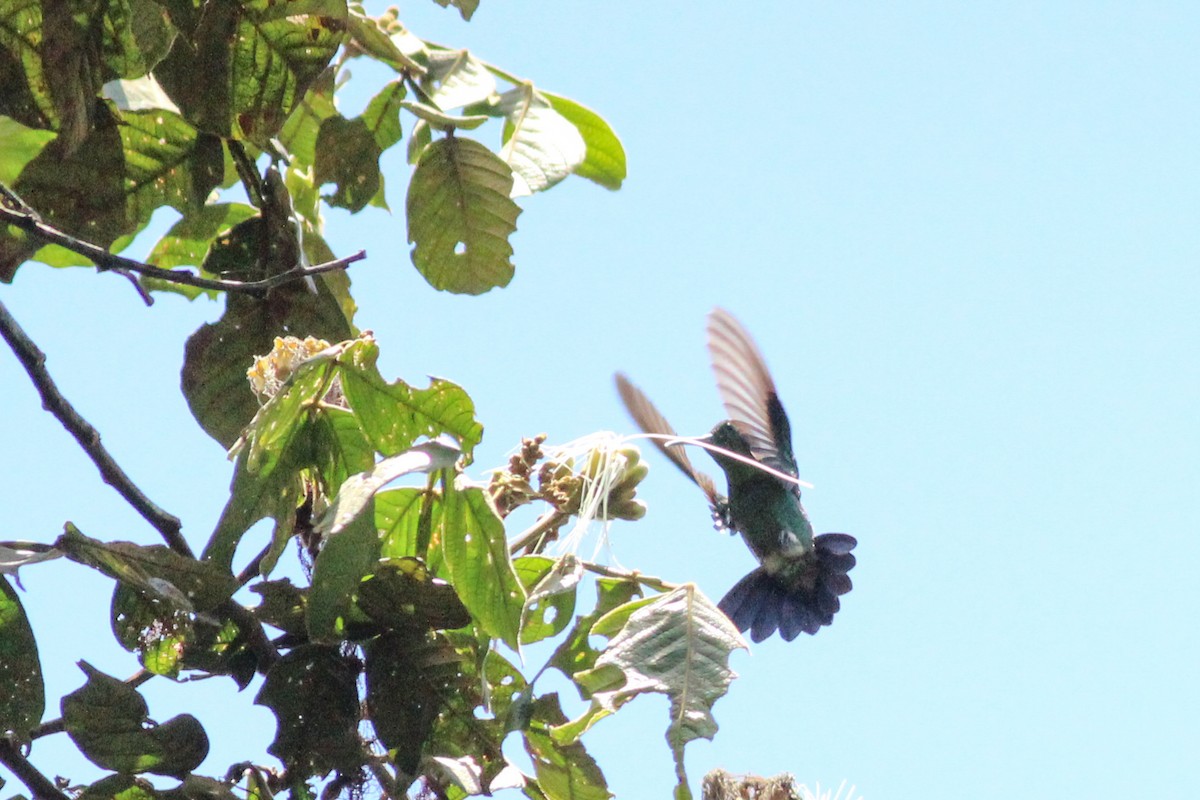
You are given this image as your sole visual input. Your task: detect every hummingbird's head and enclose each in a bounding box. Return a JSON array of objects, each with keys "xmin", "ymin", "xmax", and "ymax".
[
  {"xmin": 707, "ymin": 421, "xmax": 753, "ymax": 456},
  {"xmin": 700, "ymin": 421, "xmax": 759, "ymax": 478}
]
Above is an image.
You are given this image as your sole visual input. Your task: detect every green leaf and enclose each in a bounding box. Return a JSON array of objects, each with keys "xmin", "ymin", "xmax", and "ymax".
[
  {"xmin": 0, "ymin": 4, "xmax": 54, "ymax": 130},
  {"xmin": 250, "ymin": 579, "xmax": 308, "ymax": 637},
  {"xmin": 0, "ymin": 117, "xmax": 55, "ymax": 184},
  {"xmin": 524, "ymin": 694, "xmax": 611, "ymax": 800},
  {"xmin": 0, "ymin": 577, "xmax": 43, "ymax": 744},
  {"xmin": 62, "ymin": 662, "xmax": 209, "ymax": 777},
  {"xmin": 356, "ymin": 557, "xmax": 470, "ymax": 632},
  {"xmin": 149, "ymin": 200, "xmax": 260, "ymax": 271},
  {"xmin": 376, "ymin": 488, "xmax": 429, "ymax": 559},
  {"xmin": 515, "ymin": 555, "xmax": 580, "ymax": 645},
  {"xmin": 407, "ymin": 135, "xmax": 521, "ymax": 294},
  {"xmin": 315, "ymin": 115, "xmax": 382, "ymax": 212},
  {"xmin": 428, "ymin": 0, "xmax": 479, "ymax": 22},
  {"xmin": 277, "ymin": 82, "xmax": 338, "ymax": 167},
  {"xmin": 547, "ymin": 578, "xmax": 642, "ymax": 685},
  {"xmin": 316, "ymin": 442, "xmax": 460, "ymax": 543},
  {"xmin": 364, "ymin": 630, "xmax": 464, "ymax": 773},
  {"xmin": 57, "ymin": 525, "xmax": 237, "ymax": 612},
  {"xmin": 306, "ymin": 507, "xmax": 377, "ymax": 643},
  {"xmin": 424, "ymin": 49, "xmax": 495, "ymax": 111},
  {"xmin": 441, "ymin": 486, "xmax": 524, "ymax": 650},
  {"xmin": 498, "ymin": 85, "xmax": 586, "ymax": 197},
  {"xmin": 337, "ymin": 337, "xmax": 483, "ymax": 458},
  {"xmin": 155, "ymin": 0, "xmax": 346, "ymax": 143},
  {"xmin": 111, "ymin": 583, "xmax": 192, "ymax": 677},
  {"xmin": 543, "ymin": 92, "xmax": 626, "ymax": 191},
  {"xmin": 202, "ymin": 446, "xmax": 303, "ymax": 573},
  {"xmin": 401, "ymin": 100, "xmax": 489, "ymax": 131},
  {"xmin": 407, "ymin": 118, "xmax": 432, "ymax": 164},
  {"xmin": 344, "ymin": 8, "xmax": 423, "ymax": 72},
  {"xmin": 255, "ymin": 645, "xmax": 361, "ymax": 779},
  {"xmin": 1, "ymin": 106, "xmax": 220, "ymax": 280},
  {"xmin": 361, "ymin": 79, "xmax": 406, "ymax": 150},
  {"xmin": 181, "ymin": 283, "xmax": 353, "ymax": 449},
  {"xmin": 568, "ymin": 585, "xmax": 746, "ymax": 800},
  {"xmin": 78, "ymin": 774, "xmax": 159, "ymax": 800}
]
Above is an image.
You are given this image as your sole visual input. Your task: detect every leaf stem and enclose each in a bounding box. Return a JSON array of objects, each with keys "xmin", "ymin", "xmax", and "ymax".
[{"xmin": 0, "ymin": 300, "xmax": 193, "ymax": 557}]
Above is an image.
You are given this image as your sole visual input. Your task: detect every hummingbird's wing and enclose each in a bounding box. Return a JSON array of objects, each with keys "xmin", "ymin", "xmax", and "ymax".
[
  {"xmin": 706, "ymin": 308, "xmax": 798, "ymax": 476},
  {"xmin": 614, "ymin": 372, "xmax": 722, "ymax": 509}
]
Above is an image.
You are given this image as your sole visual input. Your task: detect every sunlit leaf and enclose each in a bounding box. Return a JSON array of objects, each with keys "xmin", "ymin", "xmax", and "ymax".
[
  {"xmin": 566, "ymin": 585, "xmax": 746, "ymax": 800},
  {"xmin": 515, "ymin": 555, "xmax": 580, "ymax": 645},
  {"xmin": 542, "ymin": 91, "xmax": 626, "ymax": 191},
  {"xmin": 337, "ymin": 337, "xmax": 483, "ymax": 457},
  {"xmin": 315, "ymin": 115, "xmax": 381, "ymax": 212},
  {"xmin": 498, "ymin": 85, "xmax": 586, "ymax": 197},
  {"xmin": 524, "ymin": 694, "xmax": 610, "ymax": 800},
  {"xmin": 111, "ymin": 583, "xmax": 191, "ymax": 677},
  {"xmin": 315, "ymin": 442, "xmax": 460, "ymax": 542},
  {"xmin": 361, "ymin": 79, "xmax": 406, "ymax": 150},
  {"xmin": 155, "ymin": 0, "xmax": 347, "ymax": 143},
  {"xmin": 407, "ymin": 135, "xmax": 521, "ymax": 294},
  {"xmin": 547, "ymin": 578, "xmax": 642, "ymax": 685},
  {"xmin": 401, "ymin": 100, "xmax": 489, "ymax": 130},
  {"xmin": 424, "ymin": 49, "xmax": 495, "ymax": 111},
  {"xmin": 376, "ymin": 487, "xmax": 429, "ymax": 559},
  {"xmin": 441, "ymin": 486, "xmax": 523, "ymax": 650},
  {"xmin": 306, "ymin": 508, "xmax": 376, "ymax": 643},
  {"xmin": 0, "ymin": 117, "xmax": 55, "ymax": 184}
]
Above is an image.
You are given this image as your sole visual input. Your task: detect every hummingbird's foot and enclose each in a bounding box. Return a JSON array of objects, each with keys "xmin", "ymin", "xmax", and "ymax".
[{"xmin": 711, "ymin": 500, "xmax": 735, "ymax": 534}]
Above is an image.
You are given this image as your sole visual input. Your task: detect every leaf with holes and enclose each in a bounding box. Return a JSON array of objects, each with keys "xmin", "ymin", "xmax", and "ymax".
[
  {"xmin": 406, "ymin": 136, "xmax": 521, "ymax": 294},
  {"xmin": 515, "ymin": 555, "xmax": 581, "ymax": 645}
]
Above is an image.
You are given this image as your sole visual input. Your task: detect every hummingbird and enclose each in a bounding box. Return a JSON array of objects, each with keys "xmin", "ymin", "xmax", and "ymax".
[{"xmin": 615, "ymin": 308, "xmax": 856, "ymax": 642}]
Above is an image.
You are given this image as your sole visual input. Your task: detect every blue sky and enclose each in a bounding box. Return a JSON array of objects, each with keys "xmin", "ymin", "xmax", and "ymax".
[{"xmin": 3, "ymin": 2, "xmax": 1199, "ymax": 798}]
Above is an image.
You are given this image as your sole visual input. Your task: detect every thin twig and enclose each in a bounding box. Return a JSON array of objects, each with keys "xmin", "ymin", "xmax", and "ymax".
[
  {"xmin": 0, "ymin": 737, "xmax": 69, "ymax": 800},
  {"xmin": 0, "ymin": 300, "xmax": 192, "ymax": 556},
  {"xmin": 580, "ymin": 561, "xmax": 680, "ymax": 593},
  {"xmin": 508, "ymin": 510, "xmax": 568, "ymax": 555},
  {"xmin": 0, "ymin": 182, "xmax": 366, "ymax": 303}
]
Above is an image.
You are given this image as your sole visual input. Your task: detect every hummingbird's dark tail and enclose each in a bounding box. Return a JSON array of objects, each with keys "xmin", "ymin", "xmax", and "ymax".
[{"xmin": 717, "ymin": 533, "xmax": 857, "ymax": 642}]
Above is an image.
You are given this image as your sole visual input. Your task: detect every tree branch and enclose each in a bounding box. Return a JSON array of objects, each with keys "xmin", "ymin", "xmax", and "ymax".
[
  {"xmin": 0, "ymin": 182, "xmax": 366, "ymax": 305},
  {"xmin": 0, "ymin": 737, "xmax": 71, "ymax": 800},
  {"xmin": 0, "ymin": 300, "xmax": 192, "ymax": 556}
]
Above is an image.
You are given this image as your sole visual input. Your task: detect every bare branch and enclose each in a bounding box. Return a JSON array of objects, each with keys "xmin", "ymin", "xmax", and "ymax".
[
  {"xmin": 0, "ymin": 182, "xmax": 366, "ymax": 303},
  {"xmin": 0, "ymin": 300, "xmax": 192, "ymax": 556},
  {"xmin": 0, "ymin": 736, "xmax": 71, "ymax": 800}
]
